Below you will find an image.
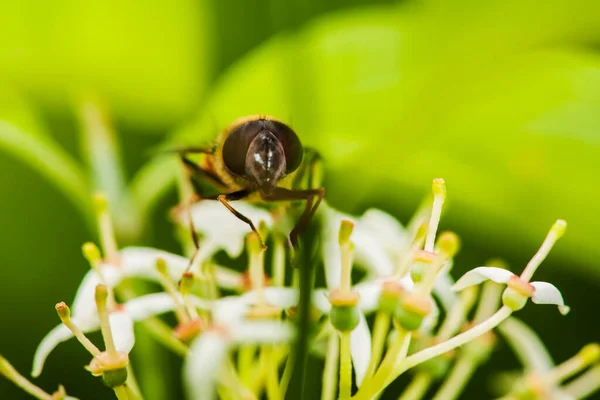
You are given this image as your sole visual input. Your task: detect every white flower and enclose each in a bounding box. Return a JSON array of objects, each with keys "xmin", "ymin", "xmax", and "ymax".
[
  {"xmin": 68, "ymin": 247, "xmax": 242, "ymax": 332},
  {"xmin": 453, "ymin": 266, "xmax": 570, "ymax": 315},
  {"xmin": 321, "ymin": 203, "xmax": 410, "ymax": 288},
  {"xmin": 175, "ymin": 200, "xmax": 273, "ymax": 264},
  {"xmin": 184, "ymin": 317, "xmax": 293, "ymax": 400},
  {"xmin": 32, "ymin": 293, "xmax": 211, "ymax": 377}
]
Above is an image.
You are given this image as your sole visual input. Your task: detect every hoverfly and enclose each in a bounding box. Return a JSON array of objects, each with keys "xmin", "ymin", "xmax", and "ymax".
[{"xmin": 176, "ymin": 115, "xmax": 325, "ymax": 250}]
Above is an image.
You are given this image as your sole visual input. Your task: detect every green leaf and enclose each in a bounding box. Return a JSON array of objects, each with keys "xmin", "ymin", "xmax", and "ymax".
[{"xmin": 0, "ymin": 94, "xmax": 91, "ymax": 221}]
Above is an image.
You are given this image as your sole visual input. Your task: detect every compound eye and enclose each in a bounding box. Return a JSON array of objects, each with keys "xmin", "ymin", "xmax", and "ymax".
[
  {"xmin": 264, "ymin": 120, "xmax": 303, "ymax": 174},
  {"xmin": 222, "ymin": 120, "xmax": 264, "ymax": 177}
]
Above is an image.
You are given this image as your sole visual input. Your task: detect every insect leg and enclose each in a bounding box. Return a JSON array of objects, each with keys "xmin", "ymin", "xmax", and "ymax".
[
  {"xmin": 179, "ymin": 154, "xmax": 226, "ymax": 189},
  {"xmin": 212, "ymin": 190, "xmax": 268, "ymax": 248},
  {"xmin": 264, "ymin": 187, "xmax": 325, "ymax": 249}
]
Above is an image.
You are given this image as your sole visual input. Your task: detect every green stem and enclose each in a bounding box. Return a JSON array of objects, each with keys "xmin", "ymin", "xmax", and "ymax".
[
  {"xmin": 431, "ymin": 356, "xmax": 476, "ymax": 400},
  {"xmin": 398, "ymin": 373, "xmax": 431, "ymax": 400},
  {"xmin": 339, "ymin": 332, "xmax": 352, "ymax": 400},
  {"xmin": 272, "ymin": 235, "xmax": 286, "ymax": 287},
  {"xmin": 239, "ymin": 345, "xmax": 256, "ymax": 384},
  {"xmin": 113, "ymin": 385, "xmax": 129, "ymax": 400},
  {"xmin": 390, "ymin": 307, "xmax": 512, "ymax": 386},
  {"xmin": 354, "ymin": 329, "xmax": 411, "ymax": 400},
  {"xmin": 365, "ymin": 313, "xmax": 390, "ymax": 379},
  {"xmin": 322, "ymin": 332, "xmax": 340, "ymax": 400},
  {"xmin": 279, "ymin": 350, "xmax": 294, "ymax": 398},
  {"xmin": 265, "ymin": 347, "xmax": 281, "ymax": 400}
]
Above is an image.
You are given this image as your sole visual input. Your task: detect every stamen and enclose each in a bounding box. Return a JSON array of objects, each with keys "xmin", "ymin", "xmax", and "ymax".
[
  {"xmin": 424, "ymin": 178, "xmax": 446, "ymax": 253},
  {"xmin": 93, "ymin": 193, "xmax": 119, "ymax": 265},
  {"xmin": 156, "ymin": 259, "xmax": 190, "ymax": 323},
  {"xmin": 418, "ymin": 231, "xmax": 459, "ymax": 295},
  {"xmin": 394, "ymin": 222, "xmax": 427, "ymax": 279},
  {"xmin": 95, "ymin": 285, "xmax": 117, "ymax": 355},
  {"xmin": 55, "ymin": 302, "xmax": 101, "ymax": 356},
  {"xmin": 546, "ymin": 343, "xmax": 600, "ymax": 384},
  {"xmin": 0, "ymin": 355, "xmax": 53, "ymax": 400},
  {"xmin": 520, "ymin": 220, "xmax": 567, "ymax": 282},
  {"xmin": 82, "ymin": 242, "xmax": 115, "ymax": 308},
  {"xmin": 338, "ymin": 220, "xmax": 355, "ymax": 293},
  {"xmin": 180, "ymin": 271, "xmax": 199, "ymax": 320},
  {"xmin": 247, "ymin": 232, "xmax": 267, "ymax": 304}
]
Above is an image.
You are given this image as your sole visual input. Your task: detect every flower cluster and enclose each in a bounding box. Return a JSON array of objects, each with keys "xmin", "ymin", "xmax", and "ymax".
[{"xmin": 1, "ymin": 179, "xmax": 599, "ymax": 400}]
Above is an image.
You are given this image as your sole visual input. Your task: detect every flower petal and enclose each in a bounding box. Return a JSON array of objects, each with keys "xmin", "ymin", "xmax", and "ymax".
[
  {"xmin": 70, "ymin": 268, "xmax": 120, "ymax": 327},
  {"xmin": 433, "ymin": 271, "xmax": 458, "ymax": 312},
  {"xmin": 123, "ymin": 293, "xmax": 212, "ymax": 321},
  {"xmin": 358, "ymin": 209, "xmax": 410, "ymax": 258},
  {"xmin": 31, "ymin": 324, "xmax": 74, "ymax": 377},
  {"xmin": 452, "ymin": 267, "xmax": 514, "ymax": 291},
  {"xmin": 531, "ymin": 282, "xmax": 570, "ymax": 315},
  {"xmin": 231, "ymin": 321, "xmax": 295, "ymax": 344},
  {"xmin": 178, "ymin": 200, "xmax": 273, "ymax": 261},
  {"xmin": 109, "ymin": 312, "xmax": 135, "ymax": 353},
  {"xmin": 351, "ymin": 313, "xmax": 372, "ymax": 385},
  {"xmin": 184, "ymin": 331, "xmax": 229, "ymax": 400}
]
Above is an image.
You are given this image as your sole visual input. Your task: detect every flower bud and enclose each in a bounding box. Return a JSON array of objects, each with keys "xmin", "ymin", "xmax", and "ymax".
[
  {"xmin": 395, "ymin": 293, "xmax": 431, "ymax": 331},
  {"xmin": 502, "ymin": 287, "xmax": 529, "ymax": 311},
  {"xmin": 330, "ymin": 304, "xmax": 360, "ymax": 332},
  {"xmin": 102, "ymin": 367, "xmax": 128, "ymax": 388},
  {"xmin": 378, "ymin": 281, "xmax": 406, "ymax": 315},
  {"xmin": 329, "ymin": 290, "xmax": 360, "ymax": 332}
]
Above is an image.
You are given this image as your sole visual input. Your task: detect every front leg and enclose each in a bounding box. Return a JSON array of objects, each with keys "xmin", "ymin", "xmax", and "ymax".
[{"xmin": 263, "ymin": 187, "xmax": 325, "ymax": 250}]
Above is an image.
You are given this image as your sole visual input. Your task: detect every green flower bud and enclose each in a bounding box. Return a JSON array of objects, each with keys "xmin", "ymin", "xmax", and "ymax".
[
  {"xmin": 502, "ymin": 287, "xmax": 529, "ymax": 311},
  {"xmin": 102, "ymin": 367, "xmax": 128, "ymax": 388},
  {"xmin": 378, "ymin": 281, "xmax": 405, "ymax": 315},
  {"xmin": 330, "ymin": 304, "xmax": 360, "ymax": 332},
  {"xmin": 395, "ymin": 293, "xmax": 431, "ymax": 331}
]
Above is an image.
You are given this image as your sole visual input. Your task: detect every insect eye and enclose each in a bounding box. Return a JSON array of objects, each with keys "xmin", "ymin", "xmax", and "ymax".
[
  {"xmin": 222, "ymin": 121, "xmax": 264, "ymax": 176},
  {"xmin": 264, "ymin": 120, "xmax": 303, "ymax": 174}
]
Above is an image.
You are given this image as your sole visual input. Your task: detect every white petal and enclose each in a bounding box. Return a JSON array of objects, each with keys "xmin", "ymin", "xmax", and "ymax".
[
  {"xmin": 350, "ymin": 313, "xmax": 372, "ymax": 385},
  {"xmin": 358, "ymin": 209, "xmax": 410, "ymax": 257},
  {"xmin": 231, "ymin": 321, "xmax": 295, "ymax": 344},
  {"xmin": 531, "ymin": 282, "xmax": 570, "ymax": 315},
  {"xmin": 321, "ymin": 205, "xmax": 353, "ymax": 289},
  {"xmin": 433, "ymin": 272, "xmax": 458, "ymax": 312},
  {"xmin": 420, "ymin": 297, "xmax": 440, "ymax": 334},
  {"xmin": 31, "ymin": 324, "xmax": 74, "ymax": 377},
  {"xmin": 184, "ymin": 331, "xmax": 229, "ymax": 400},
  {"xmin": 353, "ymin": 231, "xmax": 395, "ymax": 278},
  {"xmin": 109, "ymin": 312, "xmax": 135, "ymax": 353},
  {"xmin": 498, "ymin": 317, "xmax": 555, "ymax": 373},
  {"xmin": 354, "ymin": 280, "xmax": 382, "ymax": 313},
  {"xmin": 241, "ymin": 287, "xmax": 298, "ymax": 309},
  {"xmin": 212, "ymin": 297, "xmax": 250, "ymax": 325},
  {"xmin": 119, "ymin": 247, "xmax": 189, "ymax": 281},
  {"xmin": 122, "ymin": 293, "xmax": 212, "ymax": 322},
  {"xmin": 70, "ymin": 269, "xmax": 120, "ymax": 327},
  {"xmin": 452, "ymin": 267, "xmax": 514, "ymax": 291},
  {"xmin": 179, "ymin": 201, "xmax": 273, "ymax": 260}
]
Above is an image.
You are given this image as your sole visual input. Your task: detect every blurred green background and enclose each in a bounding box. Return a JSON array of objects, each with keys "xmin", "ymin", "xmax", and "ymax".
[{"xmin": 1, "ymin": 0, "xmax": 599, "ymax": 399}]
